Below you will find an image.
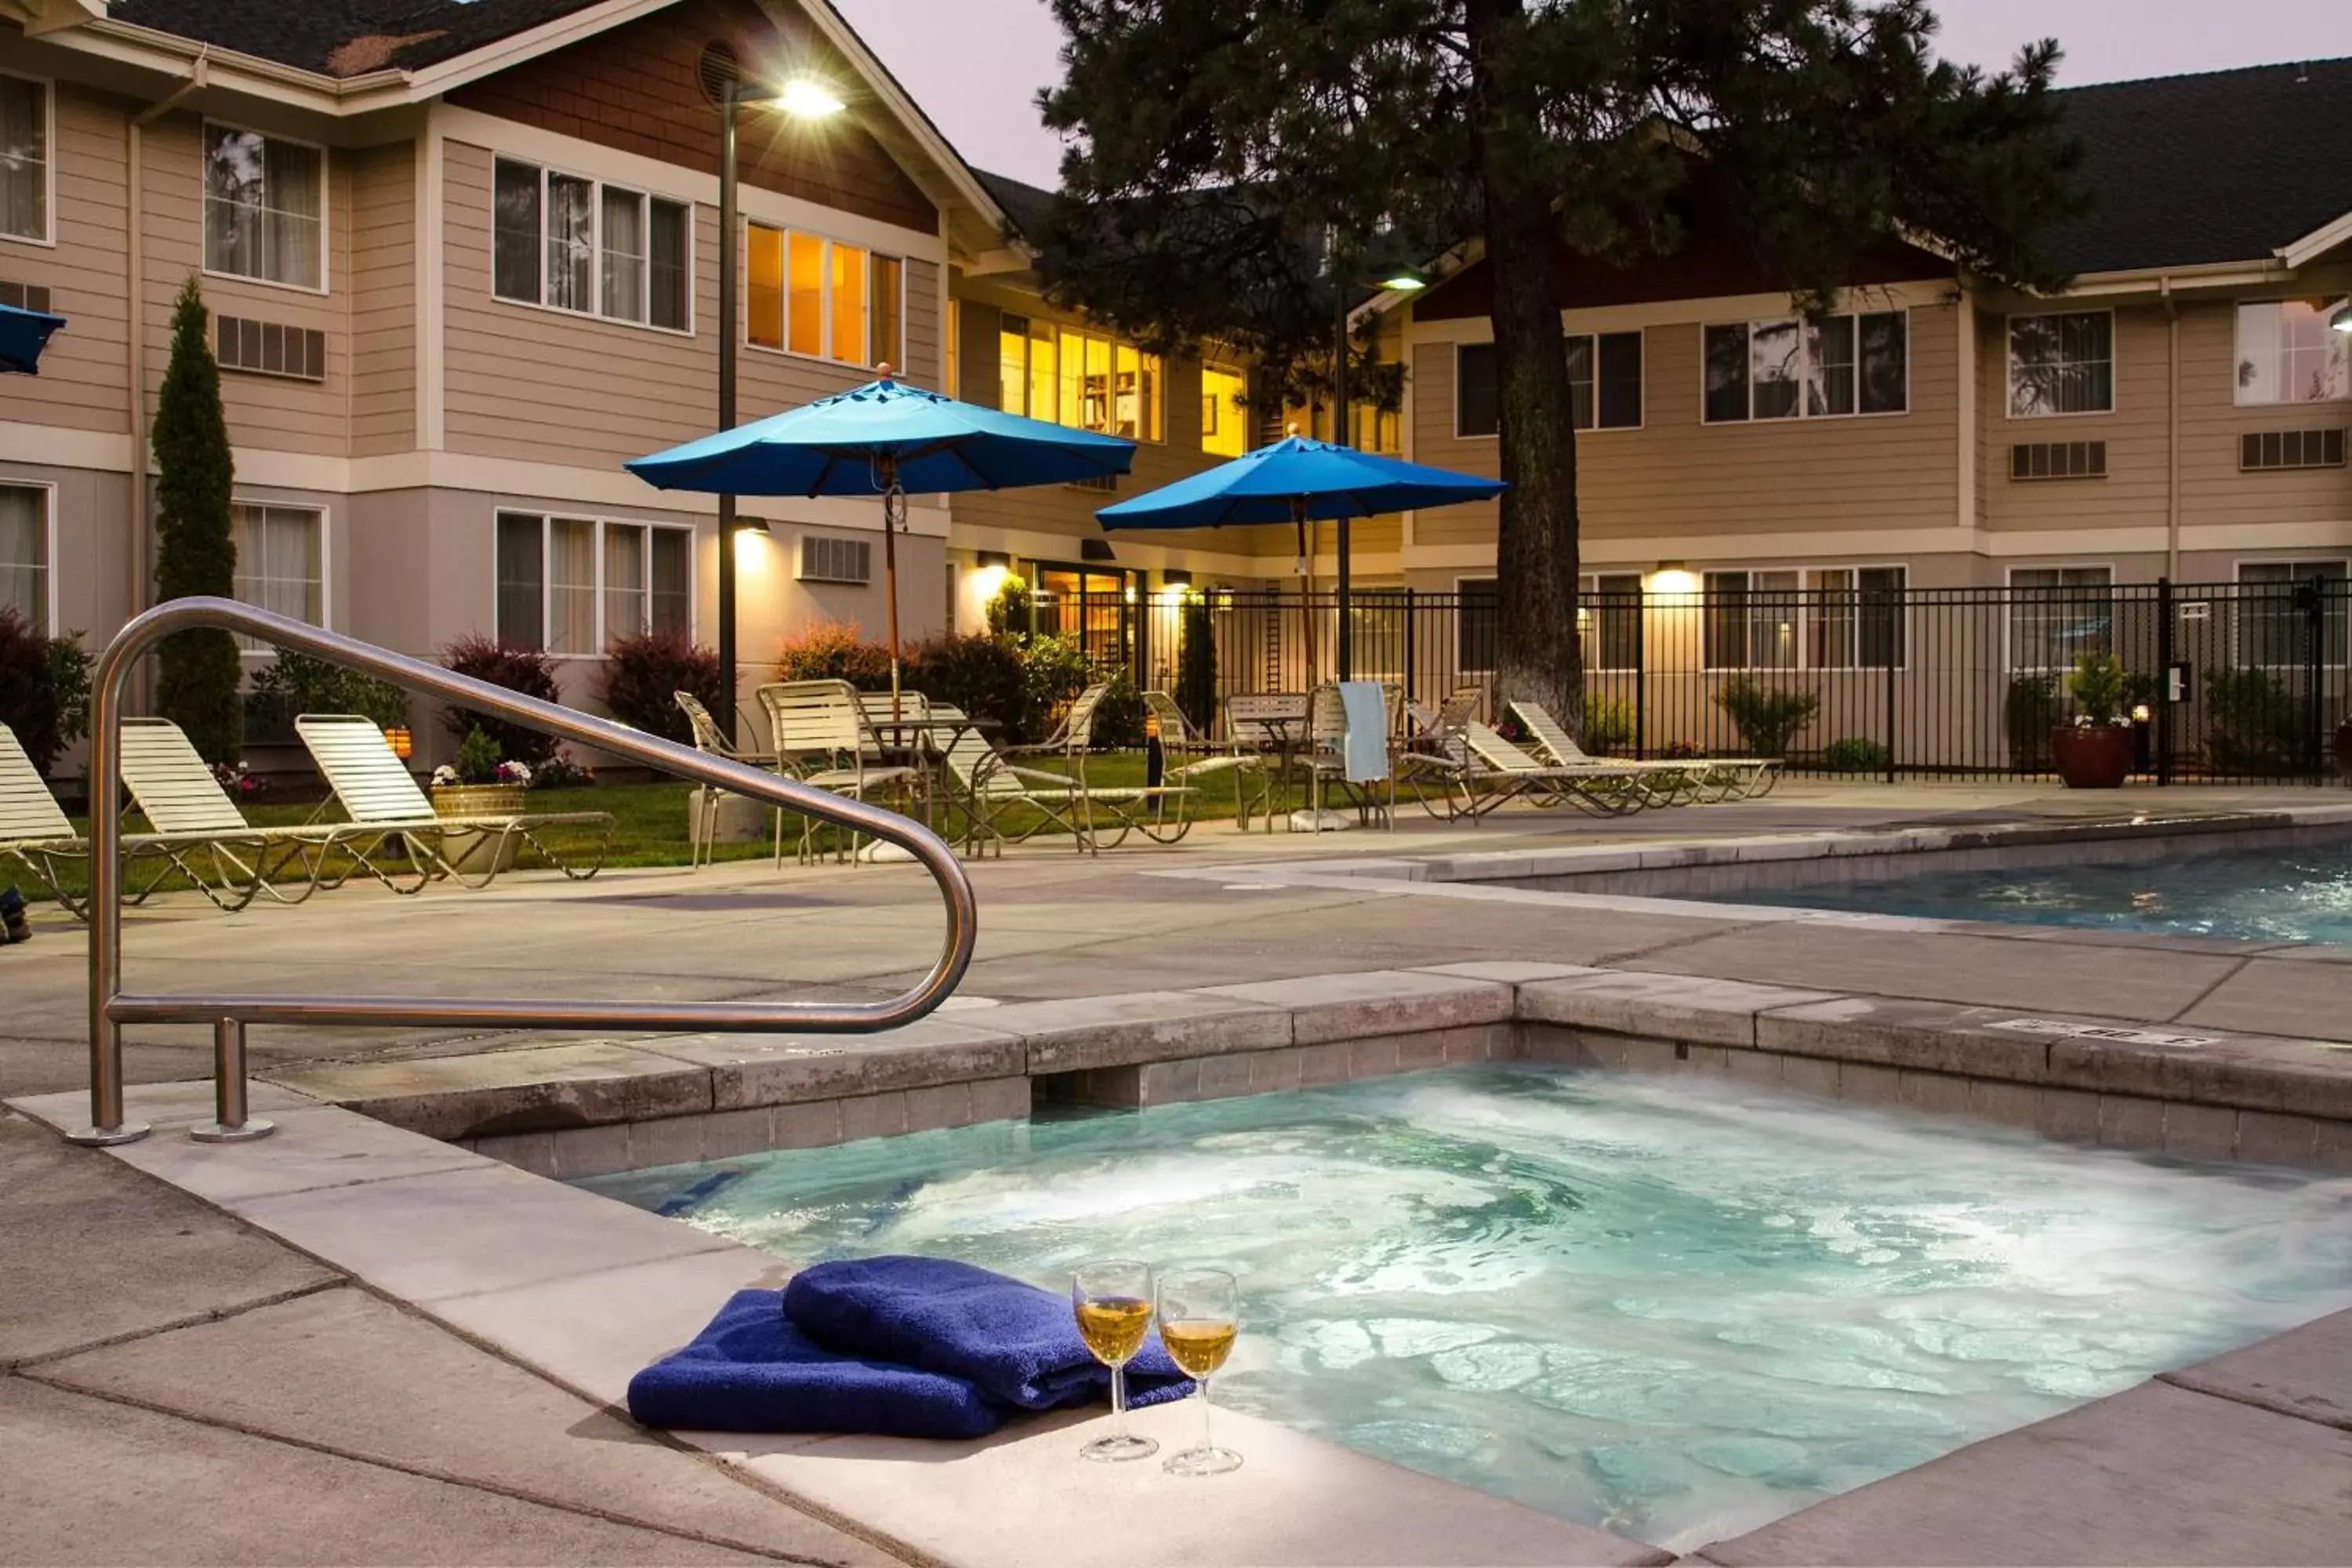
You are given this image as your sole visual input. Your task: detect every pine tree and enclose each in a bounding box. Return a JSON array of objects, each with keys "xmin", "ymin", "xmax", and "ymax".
[
  {"xmin": 151, "ymin": 276, "xmax": 242, "ymax": 764},
  {"xmin": 1037, "ymin": 0, "xmax": 2085, "ymax": 727}
]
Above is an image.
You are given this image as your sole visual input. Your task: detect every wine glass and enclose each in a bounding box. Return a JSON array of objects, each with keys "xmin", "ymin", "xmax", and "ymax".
[
  {"xmin": 1156, "ymin": 1266, "xmax": 1243, "ymax": 1475},
  {"xmin": 1072, "ymin": 1259, "xmax": 1158, "ymax": 1462}
]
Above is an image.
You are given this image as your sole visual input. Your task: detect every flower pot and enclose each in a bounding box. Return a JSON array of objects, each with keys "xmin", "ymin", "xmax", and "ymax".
[
  {"xmin": 429, "ymin": 783, "xmax": 527, "ymax": 874},
  {"xmin": 2051, "ymin": 724, "xmax": 2136, "ymax": 789}
]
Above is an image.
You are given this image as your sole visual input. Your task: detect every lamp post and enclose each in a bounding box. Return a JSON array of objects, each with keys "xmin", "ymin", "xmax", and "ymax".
[
  {"xmin": 1327, "ymin": 232, "xmax": 1425, "ymax": 682},
  {"xmin": 714, "ymin": 71, "xmax": 843, "ymax": 741}
]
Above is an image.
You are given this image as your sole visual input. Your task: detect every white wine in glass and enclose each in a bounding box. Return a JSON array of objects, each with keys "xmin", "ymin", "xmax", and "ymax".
[
  {"xmin": 1158, "ymin": 1267, "xmax": 1243, "ymax": 1475},
  {"xmin": 1072, "ymin": 1260, "xmax": 1158, "ymax": 1463}
]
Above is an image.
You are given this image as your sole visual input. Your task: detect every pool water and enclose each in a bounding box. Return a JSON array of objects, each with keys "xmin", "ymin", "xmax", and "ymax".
[
  {"xmin": 586, "ymin": 1067, "xmax": 2352, "ymax": 1551},
  {"xmin": 1708, "ymin": 838, "xmax": 2352, "ymax": 942}
]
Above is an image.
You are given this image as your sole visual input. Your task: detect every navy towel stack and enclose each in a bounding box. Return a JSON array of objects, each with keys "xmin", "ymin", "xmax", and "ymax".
[{"xmin": 627, "ymin": 1256, "xmax": 1193, "ymax": 1439}]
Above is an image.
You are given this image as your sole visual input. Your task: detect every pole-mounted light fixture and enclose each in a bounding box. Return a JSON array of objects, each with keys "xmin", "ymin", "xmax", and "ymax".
[{"xmin": 774, "ymin": 78, "xmax": 845, "ymax": 118}]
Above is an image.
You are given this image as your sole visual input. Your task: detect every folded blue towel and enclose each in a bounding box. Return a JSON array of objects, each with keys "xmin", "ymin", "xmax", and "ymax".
[
  {"xmin": 627, "ymin": 1289, "xmax": 1007, "ymax": 1439},
  {"xmin": 783, "ymin": 1256, "xmax": 1194, "ymax": 1412}
]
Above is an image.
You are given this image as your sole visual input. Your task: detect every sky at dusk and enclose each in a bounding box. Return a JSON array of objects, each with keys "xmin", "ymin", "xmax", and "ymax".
[{"xmin": 829, "ymin": 0, "xmax": 2352, "ymax": 186}]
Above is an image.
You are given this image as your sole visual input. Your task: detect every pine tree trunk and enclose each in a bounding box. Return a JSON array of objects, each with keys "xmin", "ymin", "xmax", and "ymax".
[{"xmin": 1464, "ymin": 0, "xmax": 1583, "ymax": 734}]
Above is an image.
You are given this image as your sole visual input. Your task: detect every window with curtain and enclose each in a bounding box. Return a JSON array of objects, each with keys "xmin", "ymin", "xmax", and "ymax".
[
  {"xmin": 1, "ymin": 74, "xmax": 46, "ymax": 243},
  {"xmin": 2238, "ymin": 559, "xmax": 2350, "ymax": 666},
  {"xmin": 495, "ymin": 513, "xmax": 546, "ymax": 649},
  {"xmin": 1577, "ymin": 572, "xmax": 1642, "ymax": 671},
  {"xmin": 2007, "ymin": 566, "xmax": 2114, "ymax": 670},
  {"xmin": 230, "ymin": 503, "xmax": 322, "ymax": 650},
  {"xmin": 492, "ymin": 159, "xmax": 688, "ymax": 329},
  {"xmin": 1814, "ymin": 566, "xmax": 1907, "ymax": 670},
  {"xmin": 1704, "ymin": 570, "xmax": 1802, "ymax": 670},
  {"xmin": 0, "ymin": 485, "xmax": 48, "ymax": 631},
  {"xmin": 1704, "ymin": 312, "xmax": 1908, "ymax": 422},
  {"xmin": 2234, "ymin": 302, "xmax": 2350, "ymax": 405},
  {"xmin": 2008, "ymin": 312, "xmax": 2114, "ymax": 417},
  {"xmin": 547, "ymin": 517, "xmax": 597, "ymax": 655},
  {"xmin": 746, "ymin": 223, "xmax": 902, "ymax": 366},
  {"xmin": 495, "ymin": 512, "xmax": 695, "ymax": 652},
  {"xmin": 204, "ymin": 125, "xmax": 322, "ymax": 289}
]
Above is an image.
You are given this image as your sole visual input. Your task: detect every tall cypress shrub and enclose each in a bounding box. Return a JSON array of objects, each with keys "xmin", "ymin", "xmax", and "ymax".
[
  {"xmin": 151, "ymin": 276, "xmax": 241, "ymax": 764},
  {"xmin": 1173, "ymin": 593, "xmax": 1217, "ymax": 735}
]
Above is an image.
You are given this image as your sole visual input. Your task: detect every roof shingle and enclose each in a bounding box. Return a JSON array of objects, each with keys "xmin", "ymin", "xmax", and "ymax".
[{"xmin": 107, "ymin": 0, "xmax": 610, "ymax": 78}]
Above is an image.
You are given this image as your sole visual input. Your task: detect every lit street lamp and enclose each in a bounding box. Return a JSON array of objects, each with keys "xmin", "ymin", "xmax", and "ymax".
[{"xmin": 1328, "ymin": 232, "xmax": 1425, "ymax": 681}]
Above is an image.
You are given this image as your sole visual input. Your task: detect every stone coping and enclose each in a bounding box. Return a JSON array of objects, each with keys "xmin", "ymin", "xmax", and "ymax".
[{"xmin": 37, "ymin": 964, "xmax": 2328, "ymax": 1176}]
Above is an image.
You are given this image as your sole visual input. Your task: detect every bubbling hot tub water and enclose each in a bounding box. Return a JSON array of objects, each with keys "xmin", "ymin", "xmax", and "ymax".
[{"xmin": 586, "ymin": 1066, "xmax": 2352, "ymax": 1550}]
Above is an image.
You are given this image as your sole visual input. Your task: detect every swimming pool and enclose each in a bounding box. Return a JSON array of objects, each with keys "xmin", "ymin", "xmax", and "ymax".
[
  {"xmin": 1711, "ymin": 838, "xmax": 2352, "ymax": 942},
  {"xmin": 585, "ymin": 1065, "xmax": 2352, "ymax": 1550}
]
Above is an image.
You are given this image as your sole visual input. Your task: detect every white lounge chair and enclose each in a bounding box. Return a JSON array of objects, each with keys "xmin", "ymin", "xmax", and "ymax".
[
  {"xmin": 1403, "ymin": 720, "xmax": 1652, "ymax": 822},
  {"xmin": 118, "ymin": 717, "xmax": 358, "ymax": 909},
  {"xmin": 295, "ymin": 714, "xmax": 612, "ymax": 891},
  {"xmin": 676, "ymin": 690, "xmax": 777, "ymax": 869},
  {"xmin": 1508, "ymin": 699, "xmax": 1779, "ymax": 801},
  {"xmin": 1, "ymin": 721, "xmax": 87, "ymax": 914}
]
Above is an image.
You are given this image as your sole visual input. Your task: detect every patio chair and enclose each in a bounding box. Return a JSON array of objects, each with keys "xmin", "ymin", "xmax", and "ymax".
[
  {"xmin": 1142, "ymin": 690, "xmax": 1271, "ymax": 831},
  {"xmin": 1403, "ymin": 720, "xmax": 1653, "ymax": 822},
  {"xmin": 294, "ymin": 714, "xmax": 613, "ymax": 891},
  {"xmin": 926, "ymin": 701, "xmax": 1195, "ymax": 855},
  {"xmin": 756, "ymin": 680, "xmax": 918, "ymax": 866},
  {"xmin": 1508, "ymin": 699, "xmax": 1780, "ymax": 802},
  {"xmin": 676, "ymin": 690, "xmax": 779, "ymax": 869},
  {"xmin": 1298, "ymin": 683, "xmax": 1396, "ymax": 830},
  {"xmin": 118, "ymin": 717, "xmax": 355, "ymax": 910},
  {"xmin": 1, "ymin": 722, "xmax": 88, "ymax": 915}
]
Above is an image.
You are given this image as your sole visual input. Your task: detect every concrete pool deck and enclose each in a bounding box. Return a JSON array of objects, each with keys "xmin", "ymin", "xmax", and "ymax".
[{"xmin": 5, "ymin": 779, "xmax": 2351, "ymax": 1562}]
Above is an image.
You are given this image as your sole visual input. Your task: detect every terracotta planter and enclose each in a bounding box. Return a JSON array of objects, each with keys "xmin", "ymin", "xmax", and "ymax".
[
  {"xmin": 428, "ymin": 782, "xmax": 526, "ymax": 874},
  {"xmin": 2051, "ymin": 724, "xmax": 2136, "ymax": 789}
]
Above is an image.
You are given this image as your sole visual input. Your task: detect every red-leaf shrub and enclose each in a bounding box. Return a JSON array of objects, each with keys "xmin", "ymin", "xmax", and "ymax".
[
  {"xmin": 774, "ymin": 620, "xmax": 891, "ymax": 687},
  {"xmin": 599, "ymin": 629, "xmax": 723, "ymax": 747},
  {"xmin": 437, "ymin": 635, "xmax": 561, "ymax": 764},
  {"xmin": 0, "ymin": 608, "xmax": 92, "ymax": 775}
]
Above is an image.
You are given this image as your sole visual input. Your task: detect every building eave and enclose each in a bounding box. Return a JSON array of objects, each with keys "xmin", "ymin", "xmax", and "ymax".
[{"xmin": 2276, "ymin": 209, "xmax": 2352, "ymax": 270}]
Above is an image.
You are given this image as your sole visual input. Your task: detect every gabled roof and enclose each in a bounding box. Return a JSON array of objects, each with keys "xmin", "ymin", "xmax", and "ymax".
[
  {"xmin": 2042, "ymin": 55, "xmax": 2352, "ymax": 274},
  {"xmin": 975, "ymin": 169, "xmax": 1057, "ymax": 241},
  {"xmin": 105, "ymin": 0, "xmax": 608, "ymax": 78}
]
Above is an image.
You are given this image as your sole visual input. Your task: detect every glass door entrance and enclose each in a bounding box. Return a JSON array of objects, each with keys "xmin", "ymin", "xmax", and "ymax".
[{"xmin": 1033, "ymin": 564, "xmax": 1135, "ymax": 673}]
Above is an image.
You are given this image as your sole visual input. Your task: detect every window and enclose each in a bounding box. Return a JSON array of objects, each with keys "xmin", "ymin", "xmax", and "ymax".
[
  {"xmin": 1814, "ymin": 566, "xmax": 1906, "ymax": 670},
  {"xmin": 1, "ymin": 74, "xmax": 46, "ymax": 243},
  {"xmin": 204, "ymin": 125, "xmax": 322, "ymax": 289},
  {"xmin": 2008, "ymin": 311, "xmax": 2113, "ymax": 417},
  {"xmin": 1704, "ymin": 570, "xmax": 1802, "ymax": 669},
  {"xmin": 1579, "ymin": 572, "xmax": 1642, "ymax": 671},
  {"xmin": 492, "ymin": 159, "xmax": 689, "ymax": 330},
  {"xmin": 746, "ymin": 221, "xmax": 903, "ymax": 367},
  {"xmin": 495, "ymin": 512, "xmax": 691, "ymax": 655},
  {"xmin": 0, "ymin": 484, "xmax": 49, "ymax": 630},
  {"xmin": 230, "ymin": 504, "xmax": 322, "ymax": 650},
  {"xmin": 2235, "ymin": 301, "xmax": 2349, "ymax": 405},
  {"xmin": 1704, "ymin": 312, "xmax": 1907, "ymax": 423},
  {"xmin": 2008, "ymin": 566, "xmax": 2113, "ymax": 670},
  {"xmin": 1458, "ymin": 333, "xmax": 1644, "ymax": 437},
  {"xmin": 1457, "ymin": 578, "xmax": 1497, "ymax": 672},
  {"xmin": 1348, "ymin": 400, "xmax": 1402, "ymax": 454},
  {"xmin": 1203, "ymin": 362, "xmax": 1248, "ymax": 456},
  {"xmin": 2238, "ymin": 560, "xmax": 2349, "ymax": 666},
  {"xmin": 996, "ymin": 314, "xmax": 1163, "ymax": 440}
]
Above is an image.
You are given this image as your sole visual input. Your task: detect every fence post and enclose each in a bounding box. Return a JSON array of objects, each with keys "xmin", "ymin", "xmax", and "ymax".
[
  {"xmin": 2155, "ymin": 577, "xmax": 2175, "ymax": 786},
  {"xmin": 1882, "ymin": 621, "xmax": 1897, "ymax": 785},
  {"xmin": 1403, "ymin": 588, "xmax": 1417, "ymax": 704},
  {"xmin": 2306, "ymin": 574, "xmax": 2328, "ymax": 780}
]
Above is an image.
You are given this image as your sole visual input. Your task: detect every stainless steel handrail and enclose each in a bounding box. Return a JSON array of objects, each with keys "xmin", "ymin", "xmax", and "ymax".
[{"xmin": 68, "ymin": 597, "xmax": 978, "ymax": 1147}]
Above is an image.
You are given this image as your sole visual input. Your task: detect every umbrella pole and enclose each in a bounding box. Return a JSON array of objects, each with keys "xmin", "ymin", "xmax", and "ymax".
[
  {"xmin": 882, "ymin": 470, "xmax": 904, "ymax": 724},
  {"xmin": 1294, "ymin": 499, "xmax": 1316, "ymax": 689}
]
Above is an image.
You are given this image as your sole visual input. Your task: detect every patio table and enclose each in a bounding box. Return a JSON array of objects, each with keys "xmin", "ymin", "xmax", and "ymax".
[{"xmin": 1225, "ymin": 693, "xmax": 1311, "ymax": 830}]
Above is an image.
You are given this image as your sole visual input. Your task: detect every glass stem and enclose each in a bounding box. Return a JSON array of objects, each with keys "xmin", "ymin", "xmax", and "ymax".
[
  {"xmin": 1110, "ymin": 1360, "xmax": 1128, "ymax": 1439},
  {"xmin": 1199, "ymin": 1377, "xmax": 1214, "ymax": 1451}
]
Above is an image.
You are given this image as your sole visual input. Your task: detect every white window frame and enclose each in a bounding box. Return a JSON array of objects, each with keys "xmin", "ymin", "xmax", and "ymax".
[
  {"xmin": 2231, "ymin": 299, "xmax": 2352, "ymax": 407},
  {"xmin": 743, "ymin": 219, "xmax": 906, "ymax": 371},
  {"xmin": 0, "ymin": 70, "xmax": 55, "ymax": 249},
  {"xmin": 493, "ymin": 510, "xmax": 697, "ymax": 658},
  {"xmin": 1696, "ymin": 565, "xmax": 1908, "ymax": 671},
  {"xmin": 1454, "ymin": 573, "xmax": 1499, "ymax": 676},
  {"xmin": 227, "ymin": 499, "xmax": 328, "ymax": 655},
  {"xmin": 2002, "ymin": 562, "xmax": 2116, "ymax": 673},
  {"xmin": 1576, "ymin": 570, "xmax": 1645, "ymax": 673},
  {"xmin": 1201, "ymin": 359, "xmax": 1250, "ymax": 456},
  {"xmin": 2005, "ymin": 309, "xmax": 2116, "ymax": 420},
  {"xmin": 489, "ymin": 157, "xmax": 695, "ymax": 337},
  {"xmin": 1566, "ymin": 331, "xmax": 1646, "ymax": 434},
  {"xmin": 0, "ymin": 477, "xmax": 58, "ymax": 631},
  {"xmin": 1700, "ymin": 567, "xmax": 1806, "ymax": 671},
  {"xmin": 991, "ymin": 311, "xmax": 1165, "ymax": 443},
  {"xmin": 200, "ymin": 119, "xmax": 329, "ymax": 296},
  {"xmin": 1700, "ymin": 310, "xmax": 1911, "ymax": 425},
  {"xmin": 2233, "ymin": 557, "xmax": 2350, "ymax": 670},
  {"xmin": 1809, "ymin": 563, "xmax": 1911, "ymax": 672}
]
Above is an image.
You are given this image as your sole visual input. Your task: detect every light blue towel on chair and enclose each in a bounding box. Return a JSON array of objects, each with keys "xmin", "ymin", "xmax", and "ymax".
[{"xmin": 1339, "ymin": 681, "xmax": 1388, "ymax": 782}]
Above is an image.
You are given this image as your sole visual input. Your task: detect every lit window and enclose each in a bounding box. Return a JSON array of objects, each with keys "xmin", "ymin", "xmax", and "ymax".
[
  {"xmin": 2008, "ymin": 312, "xmax": 2113, "ymax": 417},
  {"xmin": 1, "ymin": 74, "xmax": 47, "ymax": 243},
  {"xmin": 0, "ymin": 483, "xmax": 49, "ymax": 630},
  {"xmin": 746, "ymin": 222, "xmax": 902, "ymax": 365},
  {"xmin": 230, "ymin": 503, "xmax": 322, "ymax": 649},
  {"xmin": 2234, "ymin": 301, "xmax": 2350, "ymax": 405},
  {"xmin": 1705, "ymin": 313, "xmax": 1907, "ymax": 423},
  {"xmin": 1202, "ymin": 362, "xmax": 1248, "ymax": 456},
  {"xmin": 495, "ymin": 512, "xmax": 694, "ymax": 653},
  {"xmin": 996, "ymin": 314, "xmax": 1161, "ymax": 439},
  {"xmin": 205, "ymin": 125, "xmax": 322, "ymax": 289},
  {"xmin": 492, "ymin": 158, "xmax": 688, "ymax": 329}
]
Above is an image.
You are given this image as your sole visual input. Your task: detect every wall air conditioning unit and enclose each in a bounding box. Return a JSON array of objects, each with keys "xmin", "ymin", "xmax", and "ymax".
[{"xmin": 797, "ymin": 533, "xmax": 873, "ymax": 585}]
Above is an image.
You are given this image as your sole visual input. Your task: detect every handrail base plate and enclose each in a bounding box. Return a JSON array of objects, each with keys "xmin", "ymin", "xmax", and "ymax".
[
  {"xmin": 66, "ymin": 1122, "xmax": 153, "ymax": 1147},
  {"xmin": 191, "ymin": 1119, "xmax": 275, "ymax": 1144}
]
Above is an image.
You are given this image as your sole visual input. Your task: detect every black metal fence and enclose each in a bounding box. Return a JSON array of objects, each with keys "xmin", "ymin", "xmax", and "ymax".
[{"xmin": 1042, "ymin": 576, "xmax": 2352, "ymax": 785}]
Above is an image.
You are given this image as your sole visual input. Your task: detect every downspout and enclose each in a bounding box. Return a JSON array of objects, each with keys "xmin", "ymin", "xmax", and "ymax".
[
  {"xmin": 2161, "ymin": 275, "xmax": 2180, "ymax": 579},
  {"xmin": 125, "ymin": 49, "xmax": 209, "ymax": 661}
]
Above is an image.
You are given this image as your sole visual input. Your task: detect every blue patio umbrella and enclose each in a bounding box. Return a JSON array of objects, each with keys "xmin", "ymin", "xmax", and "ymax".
[
  {"xmin": 1096, "ymin": 434, "xmax": 1506, "ymax": 679},
  {"xmin": 0, "ymin": 302, "xmax": 67, "ymax": 376},
  {"xmin": 629, "ymin": 376, "xmax": 1136, "ymax": 703}
]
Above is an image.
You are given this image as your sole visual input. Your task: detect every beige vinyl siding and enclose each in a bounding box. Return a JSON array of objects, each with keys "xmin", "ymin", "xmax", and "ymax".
[
  {"xmin": 348, "ymin": 140, "xmax": 416, "ymax": 456},
  {"xmin": 2176, "ymin": 296, "xmax": 2352, "ymax": 531},
  {"xmin": 2, "ymin": 82, "xmax": 131, "ymax": 434},
  {"xmin": 138, "ymin": 111, "xmax": 350, "ymax": 456},
  {"xmin": 441, "ymin": 140, "xmax": 941, "ymax": 468},
  {"xmin": 1410, "ymin": 303, "xmax": 1963, "ymax": 551},
  {"xmin": 1979, "ymin": 303, "xmax": 2165, "ymax": 535}
]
